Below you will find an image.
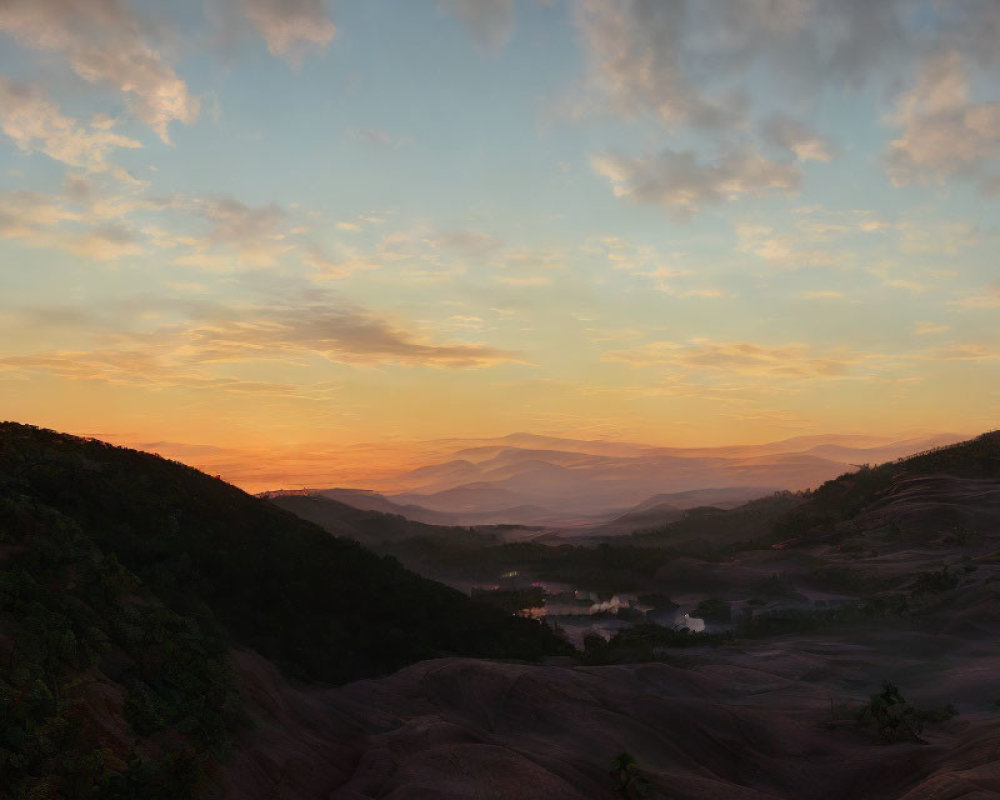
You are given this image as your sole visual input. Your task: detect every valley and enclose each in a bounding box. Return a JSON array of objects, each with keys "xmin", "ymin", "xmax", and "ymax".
[{"xmin": 2, "ymin": 423, "xmax": 1000, "ymax": 799}]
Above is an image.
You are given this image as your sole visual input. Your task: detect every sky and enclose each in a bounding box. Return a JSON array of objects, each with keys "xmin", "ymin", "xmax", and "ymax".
[{"xmin": 0, "ymin": 0, "xmax": 998, "ymax": 489}]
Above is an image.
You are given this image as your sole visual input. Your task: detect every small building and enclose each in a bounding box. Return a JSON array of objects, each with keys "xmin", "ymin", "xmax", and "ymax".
[{"xmin": 675, "ymin": 612, "xmax": 705, "ymax": 633}]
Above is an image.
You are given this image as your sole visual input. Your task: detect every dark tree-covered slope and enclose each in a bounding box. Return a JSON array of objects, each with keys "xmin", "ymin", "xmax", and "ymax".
[
  {"xmin": 771, "ymin": 430, "xmax": 1000, "ymax": 544},
  {"xmin": 0, "ymin": 485, "xmax": 240, "ymax": 798},
  {"xmin": 0, "ymin": 422, "xmax": 571, "ymax": 798},
  {"xmin": 0, "ymin": 422, "xmax": 570, "ymax": 688}
]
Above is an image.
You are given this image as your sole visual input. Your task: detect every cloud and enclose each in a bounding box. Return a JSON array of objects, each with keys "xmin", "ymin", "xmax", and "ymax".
[
  {"xmin": 950, "ymin": 285, "xmax": 1000, "ymax": 309},
  {"xmin": 590, "ymin": 236, "xmax": 724, "ymax": 294},
  {"xmin": 0, "ymin": 0, "xmax": 199, "ymax": 142},
  {"xmin": 658, "ymin": 286, "xmax": 725, "ymax": 299},
  {"xmin": 567, "ymin": 0, "xmax": 1000, "ymax": 218},
  {"xmin": 694, "ymin": 0, "xmax": 908, "ymax": 91},
  {"xmin": 735, "ymin": 209, "xmax": 899, "ymax": 270},
  {"xmin": 572, "ymin": 0, "xmax": 738, "ymax": 129},
  {"xmin": 762, "ymin": 114, "xmax": 837, "ymax": 162},
  {"xmin": 595, "ymin": 236, "xmax": 685, "ymax": 275},
  {"xmin": 346, "ymin": 127, "xmax": 413, "ymax": 149},
  {"xmin": 443, "ymin": 0, "xmax": 514, "ymax": 53},
  {"xmin": 0, "ymin": 349, "xmax": 306, "ymax": 395},
  {"xmin": 603, "ymin": 338, "xmax": 855, "ymax": 378},
  {"xmin": 313, "ymin": 225, "xmax": 542, "ymax": 284},
  {"xmin": 920, "ymin": 344, "xmax": 997, "ymax": 362},
  {"xmin": 883, "ymin": 278, "xmax": 927, "ymax": 294},
  {"xmin": 568, "ymin": 0, "xmax": 917, "ymax": 130},
  {"xmin": 0, "ymin": 188, "xmax": 146, "ymax": 261},
  {"xmin": 494, "ymin": 275, "xmax": 551, "ymax": 287},
  {"xmin": 164, "ymin": 194, "xmax": 292, "ymax": 269},
  {"xmin": 598, "ymin": 335, "xmax": 996, "ymax": 388},
  {"xmin": 432, "ymin": 230, "xmax": 502, "ymax": 255},
  {"xmin": 235, "ymin": 0, "xmax": 336, "ymax": 61},
  {"xmin": 736, "ymin": 224, "xmax": 844, "ymax": 269},
  {"xmin": 0, "ymin": 179, "xmax": 381, "ymax": 276},
  {"xmin": 886, "ymin": 50, "xmax": 1000, "ymax": 189},
  {"xmin": 0, "ymin": 183, "xmax": 301, "ymax": 268},
  {"xmin": 63, "ymin": 224, "xmax": 144, "ymax": 261},
  {"xmin": 736, "ymin": 224, "xmax": 818, "ymax": 268},
  {"xmin": 0, "ymin": 297, "xmax": 522, "ymax": 385},
  {"xmin": 498, "ymin": 247, "xmax": 567, "ymax": 273},
  {"xmin": 0, "ymin": 190, "xmax": 81, "ymax": 239},
  {"xmin": 184, "ymin": 303, "xmax": 521, "ymax": 367},
  {"xmin": 914, "ymin": 322, "xmax": 950, "ymax": 335},
  {"xmin": 301, "ymin": 242, "xmax": 380, "ymax": 279},
  {"xmin": 592, "ymin": 146, "xmax": 800, "ymax": 216},
  {"xmin": 202, "ymin": 195, "xmax": 283, "ymax": 243},
  {"xmin": 0, "ymin": 79, "xmax": 141, "ymax": 174},
  {"xmin": 898, "ymin": 220, "xmax": 978, "ymax": 254}
]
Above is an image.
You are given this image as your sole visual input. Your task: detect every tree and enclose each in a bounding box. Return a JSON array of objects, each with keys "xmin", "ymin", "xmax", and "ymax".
[
  {"xmin": 857, "ymin": 681, "xmax": 923, "ymax": 743},
  {"xmin": 610, "ymin": 751, "xmax": 650, "ymax": 799}
]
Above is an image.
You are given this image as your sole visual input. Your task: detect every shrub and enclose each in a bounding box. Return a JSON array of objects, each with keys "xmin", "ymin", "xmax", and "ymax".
[
  {"xmin": 856, "ymin": 681, "xmax": 923, "ymax": 743},
  {"xmin": 692, "ymin": 597, "xmax": 731, "ymax": 622},
  {"xmin": 856, "ymin": 682, "xmax": 958, "ymax": 743},
  {"xmin": 610, "ymin": 751, "xmax": 650, "ymax": 799}
]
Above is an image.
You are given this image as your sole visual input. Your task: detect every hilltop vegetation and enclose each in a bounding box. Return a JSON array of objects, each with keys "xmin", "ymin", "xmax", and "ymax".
[
  {"xmin": 770, "ymin": 430, "xmax": 1000, "ymax": 545},
  {"xmin": 0, "ymin": 423, "xmax": 568, "ymax": 681},
  {"xmin": 631, "ymin": 491, "xmax": 805, "ymax": 554}
]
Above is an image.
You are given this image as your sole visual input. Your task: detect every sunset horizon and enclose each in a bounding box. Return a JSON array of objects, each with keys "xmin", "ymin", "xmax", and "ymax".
[
  {"xmin": 1, "ymin": 0, "xmax": 997, "ymax": 482},
  {"xmin": 65, "ymin": 424, "xmax": 973, "ymax": 495}
]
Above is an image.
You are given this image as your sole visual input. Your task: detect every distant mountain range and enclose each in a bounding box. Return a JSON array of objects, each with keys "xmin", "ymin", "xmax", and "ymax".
[{"xmin": 265, "ymin": 432, "xmax": 965, "ymax": 527}]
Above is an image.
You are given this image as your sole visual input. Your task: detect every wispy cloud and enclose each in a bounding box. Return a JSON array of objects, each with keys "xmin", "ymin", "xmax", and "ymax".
[
  {"xmin": 0, "ymin": 297, "xmax": 522, "ymax": 385},
  {"xmin": 950, "ymin": 285, "xmax": 1000, "ymax": 309},
  {"xmin": 63, "ymin": 224, "xmax": 144, "ymax": 261},
  {"xmin": 443, "ymin": 0, "xmax": 515, "ymax": 54},
  {"xmin": 0, "ymin": 187, "xmax": 148, "ymax": 261},
  {"xmin": 592, "ymin": 145, "xmax": 799, "ymax": 216},
  {"xmin": 914, "ymin": 321, "xmax": 950, "ymax": 335},
  {"xmin": 735, "ymin": 222, "xmax": 840, "ymax": 269},
  {"xmin": 494, "ymin": 275, "xmax": 551, "ymax": 287},
  {"xmin": 0, "ymin": 0, "xmax": 198, "ymax": 141},
  {"xmin": 603, "ymin": 338, "xmax": 856, "ymax": 379},
  {"xmin": 898, "ymin": 220, "xmax": 978, "ymax": 254},
  {"xmin": 234, "ymin": 0, "xmax": 336, "ymax": 62},
  {"xmin": 886, "ymin": 50, "xmax": 1000, "ymax": 191},
  {"xmin": 603, "ymin": 336, "xmax": 999, "ymax": 381},
  {"xmin": 571, "ymin": 0, "xmax": 739, "ymax": 128},
  {"xmin": 346, "ymin": 127, "xmax": 412, "ymax": 148},
  {"xmin": 762, "ymin": 114, "xmax": 837, "ymax": 162},
  {"xmin": 569, "ymin": 0, "xmax": 912, "ymax": 125},
  {"xmin": 0, "ymin": 80, "xmax": 141, "ymax": 176}
]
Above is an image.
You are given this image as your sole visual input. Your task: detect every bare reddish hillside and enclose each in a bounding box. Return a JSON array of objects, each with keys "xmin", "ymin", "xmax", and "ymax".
[{"xmin": 222, "ymin": 652, "xmax": 1000, "ymax": 800}]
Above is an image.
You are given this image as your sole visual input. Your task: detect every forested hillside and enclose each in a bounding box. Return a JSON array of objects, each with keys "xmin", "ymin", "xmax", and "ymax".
[{"xmin": 0, "ymin": 422, "xmax": 569, "ymax": 798}]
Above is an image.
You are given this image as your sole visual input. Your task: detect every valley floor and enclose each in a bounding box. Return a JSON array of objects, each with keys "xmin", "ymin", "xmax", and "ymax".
[
  {"xmin": 231, "ymin": 463, "xmax": 1000, "ymax": 799},
  {"xmin": 222, "ymin": 623, "xmax": 1000, "ymax": 800}
]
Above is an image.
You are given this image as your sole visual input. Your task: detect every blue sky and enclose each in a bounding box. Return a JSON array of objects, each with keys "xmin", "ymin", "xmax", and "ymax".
[{"xmin": 0, "ymin": 0, "xmax": 998, "ymax": 486}]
